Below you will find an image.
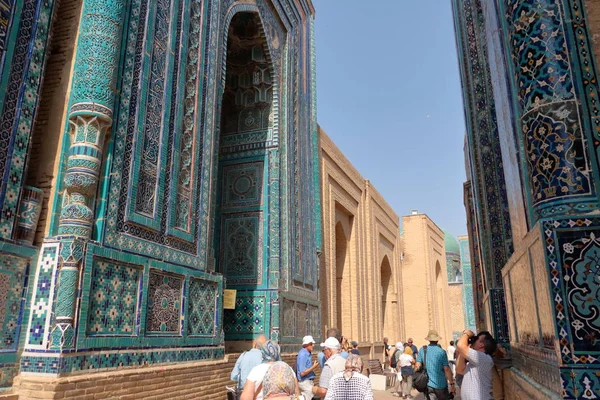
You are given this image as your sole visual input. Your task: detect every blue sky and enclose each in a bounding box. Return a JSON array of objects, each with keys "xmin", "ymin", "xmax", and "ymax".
[{"xmin": 314, "ymin": 0, "xmax": 468, "ymax": 238}]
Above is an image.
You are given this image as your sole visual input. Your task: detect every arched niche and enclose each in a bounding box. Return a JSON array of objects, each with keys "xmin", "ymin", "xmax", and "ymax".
[{"xmin": 380, "ymin": 254, "xmax": 393, "ymax": 337}]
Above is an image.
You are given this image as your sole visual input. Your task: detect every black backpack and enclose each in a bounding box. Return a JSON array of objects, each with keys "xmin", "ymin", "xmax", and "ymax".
[
  {"xmin": 390, "ymin": 349, "xmax": 399, "ymax": 368},
  {"xmin": 412, "ymin": 346, "xmax": 429, "ymax": 392}
]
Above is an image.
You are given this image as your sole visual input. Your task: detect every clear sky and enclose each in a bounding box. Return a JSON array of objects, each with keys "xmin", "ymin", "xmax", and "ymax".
[{"xmin": 314, "ymin": 0, "xmax": 468, "ymax": 239}]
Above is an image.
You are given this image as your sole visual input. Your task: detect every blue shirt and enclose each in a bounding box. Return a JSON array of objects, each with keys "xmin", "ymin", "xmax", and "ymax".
[
  {"xmin": 296, "ymin": 348, "xmax": 315, "ymax": 381},
  {"xmin": 230, "ymin": 348, "xmax": 263, "ymax": 389},
  {"xmin": 416, "ymin": 344, "xmax": 449, "ymax": 389},
  {"xmin": 318, "ymin": 351, "xmax": 326, "ymax": 368}
]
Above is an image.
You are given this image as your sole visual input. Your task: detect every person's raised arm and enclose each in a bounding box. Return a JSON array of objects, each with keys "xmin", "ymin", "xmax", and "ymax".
[{"xmin": 457, "ymin": 329, "xmax": 474, "ymax": 359}]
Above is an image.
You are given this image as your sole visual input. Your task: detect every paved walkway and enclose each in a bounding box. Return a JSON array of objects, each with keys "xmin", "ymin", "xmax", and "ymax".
[
  {"xmin": 373, "ymin": 388, "xmax": 461, "ymax": 399},
  {"xmin": 373, "ymin": 388, "xmax": 426, "ymax": 399}
]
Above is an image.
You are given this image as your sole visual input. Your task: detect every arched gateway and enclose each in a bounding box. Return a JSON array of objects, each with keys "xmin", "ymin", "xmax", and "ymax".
[{"xmin": 0, "ymin": 0, "xmax": 320, "ymax": 396}]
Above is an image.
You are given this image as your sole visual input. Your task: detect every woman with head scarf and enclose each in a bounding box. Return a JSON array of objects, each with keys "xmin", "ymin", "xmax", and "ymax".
[
  {"xmin": 241, "ymin": 340, "xmax": 288, "ymax": 400},
  {"xmin": 324, "ymin": 354, "xmax": 373, "ymax": 400},
  {"xmin": 392, "ymin": 346, "xmax": 416, "ymax": 399},
  {"xmin": 261, "ymin": 361, "xmax": 300, "ymax": 399}
]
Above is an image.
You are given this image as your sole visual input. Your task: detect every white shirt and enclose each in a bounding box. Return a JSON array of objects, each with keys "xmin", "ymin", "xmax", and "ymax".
[
  {"xmin": 461, "ymin": 348, "xmax": 494, "ymax": 400},
  {"xmin": 399, "ymin": 353, "xmax": 414, "ymax": 367},
  {"xmin": 447, "ymin": 345, "xmax": 456, "ymax": 360},
  {"xmin": 246, "ymin": 363, "xmax": 271, "ymax": 400}
]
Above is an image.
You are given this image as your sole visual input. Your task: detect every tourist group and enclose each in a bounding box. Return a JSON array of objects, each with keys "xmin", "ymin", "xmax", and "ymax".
[{"xmin": 229, "ymin": 327, "xmax": 503, "ymax": 400}]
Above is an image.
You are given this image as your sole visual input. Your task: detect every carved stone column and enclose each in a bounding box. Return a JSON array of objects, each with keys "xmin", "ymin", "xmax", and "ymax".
[{"xmin": 50, "ymin": 0, "xmax": 125, "ymax": 349}]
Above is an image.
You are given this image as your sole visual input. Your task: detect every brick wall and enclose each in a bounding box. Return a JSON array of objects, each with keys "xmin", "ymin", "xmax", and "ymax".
[{"xmin": 12, "ymin": 353, "xmax": 307, "ymax": 399}]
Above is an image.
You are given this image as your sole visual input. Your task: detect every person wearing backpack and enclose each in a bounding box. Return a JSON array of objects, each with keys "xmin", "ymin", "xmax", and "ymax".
[
  {"xmin": 413, "ymin": 330, "xmax": 456, "ymax": 400},
  {"xmin": 390, "ymin": 342, "xmax": 403, "ymax": 371}
]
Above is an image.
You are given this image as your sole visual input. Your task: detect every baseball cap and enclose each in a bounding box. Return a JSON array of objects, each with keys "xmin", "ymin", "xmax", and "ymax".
[
  {"xmin": 302, "ymin": 335, "xmax": 316, "ymax": 345},
  {"xmin": 320, "ymin": 337, "xmax": 340, "ymax": 349}
]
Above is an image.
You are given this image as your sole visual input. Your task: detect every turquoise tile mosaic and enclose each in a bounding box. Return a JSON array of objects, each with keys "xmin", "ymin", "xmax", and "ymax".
[
  {"xmin": 86, "ymin": 258, "xmax": 141, "ymax": 336},
  {"xmin": 25, "ymin": 242, "xmax": 59, "ymax": 348},
  {"xmin": 1, "ymin": 0, "xmax": 320, "ymax": 385},
  {"xmin": 187, "ymin": 279, "xmax": 217, "ymax": 336},
  {"xmin": 21, "ymin": 347, "xmax": 225, "ymax": 374},
  {"xmin": 0, "ymin": 0, "xmax": 55, "ymax": 240},
  {"xmin": 0, "ymin": 254, "xmax": 28, "ymax": 352},
  {"xmin": 224, "ymin": 293, "xmax": 266, "ymax": 337},
  {"xmin": 456, "ymin": 0, "xmax": 600, "ymax": 397}
]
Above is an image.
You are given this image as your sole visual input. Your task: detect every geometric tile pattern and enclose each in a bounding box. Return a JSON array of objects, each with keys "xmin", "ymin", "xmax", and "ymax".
[
  {"xmin": 25, "ymin": 242, "xmax": 59, "ymax": 348},
  {"xmin": 0, "ymin": 254, "xmax": 28, "ymax": 351},
  {"xmin": 187, "ymin": 279, "xmax": 217, "ymax": 336},
  {"xmin": 20, "ymin": 347, "xmax": 225, "ymax": 374},
  {"xmin": 220, "ymin": 213, "xmax": 263, "ymax": 285},
  {"xmin": 221, "ymin": 162, "xmax": 264, "ymax": 209},
  {"xmin": 146, "ymin": 271, "xmax": 183, "ymax": 333},
  {"xmin": 0, "ymin": 0, "xmax": 55, "ymax": 240},
  {"xmin": 86, "ymin": 258, "xmax": 141, "ymax": 336},
  {"xmin": 223, "ymin": 294, "xmax": 265, "ymax": 336}
]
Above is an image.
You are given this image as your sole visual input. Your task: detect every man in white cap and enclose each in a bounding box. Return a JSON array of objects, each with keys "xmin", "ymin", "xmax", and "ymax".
[
  {"xmin": 312, "ymin": 337, "xmax": 346, "ymax": 398},
  {"xmin": 296, "ymin": 335, "xmax": 319, "ymax": 400}
]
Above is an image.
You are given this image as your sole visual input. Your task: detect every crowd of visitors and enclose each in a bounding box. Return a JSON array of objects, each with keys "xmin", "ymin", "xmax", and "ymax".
[{"xmin": 229, "ymin": 327, "xmax": 500, "ymax": 400}]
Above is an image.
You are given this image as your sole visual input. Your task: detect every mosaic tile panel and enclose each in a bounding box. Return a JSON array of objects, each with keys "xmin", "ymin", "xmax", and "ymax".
[
  {"xmin": 101, "ymin": 0, "xmax": 214, "ymax": 266},
  {"xmin": 0, "ymin": 0, "xmax": 55, "ymax": 239},
  {"xmin": 561, "ymin": 366, "xmax": 600, "ymax": 399},
  {"xmin": 552, "ymin": 223, "xmax": 600, "ymax": 354},
  {"xmin": 130, "ymin": 0, "xmax": 176, "ymax": 221},
  {"xmin": 0, "ymin": 253, "xmax": 27, "ymax": 351},
  {"xmin": 219, "ymin": 212, "xmax": 263, "ymax": 285},
  {"xmin": 453, "ymin": 0, "xmax": 513, "ymax": 290},
  {"xmin": 86, "ymin": 258, "xmax": 141, "ymax": 336},
  {"xmin": 20, "ymin": 347, "xmax": 225, "ymax": 374},
  {"xmin": 25, "ymin": 242, "xmax": 59, "ymax": 348},
  {"xmin": 187, "ymin": 278, "xmax": 217, "ymax": 336},
  {"xmin": 146, "ymin": 271, "xmax": 183, "ymax": 334},
  {"xmin": 223, "ymin": 294, "xmax": 266, "ymax": 336},
  {"xmin": 221, "ymin": 162, "xmax": 264, "ymax": 209}
]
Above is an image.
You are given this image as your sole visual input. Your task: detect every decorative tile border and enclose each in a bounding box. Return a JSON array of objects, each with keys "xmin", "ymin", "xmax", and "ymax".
[
  {"xmin": 25, "ymin": 242, "xmax": 59, "ymax": 349},
  {"xmin": 20, "ymin": 346, "xmax": 225, "ymax": 375}
]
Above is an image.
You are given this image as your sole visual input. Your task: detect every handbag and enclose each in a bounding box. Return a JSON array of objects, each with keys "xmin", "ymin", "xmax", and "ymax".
[
  {"xmin": 412, "ymin": 345, "xmax": 429, "ymax": 392},
  {"xmin": 226, "ymin": 389, "xmax": 241, "ymax": 400}
]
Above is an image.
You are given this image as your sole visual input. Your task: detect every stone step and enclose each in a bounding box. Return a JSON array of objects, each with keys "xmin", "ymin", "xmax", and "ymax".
[{"xmin": 0, "ymin": 391, "xmax": 18, "ymax": 400}]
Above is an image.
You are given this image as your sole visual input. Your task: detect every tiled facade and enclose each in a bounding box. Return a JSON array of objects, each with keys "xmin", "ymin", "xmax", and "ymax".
[
  {"xmin": 0, "ymin": 0, "xmax": 320, "ymax": 395},
  {"xmin": 453, "ymin": 0, "xmax": 600, "ymax": 397}
]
